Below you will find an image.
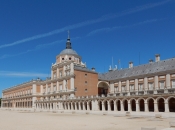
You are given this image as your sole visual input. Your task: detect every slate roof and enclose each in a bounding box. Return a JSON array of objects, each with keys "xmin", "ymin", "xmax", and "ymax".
[{"xmin": 98, "ymin": 58, "xmax": 175, "ymax": 81}]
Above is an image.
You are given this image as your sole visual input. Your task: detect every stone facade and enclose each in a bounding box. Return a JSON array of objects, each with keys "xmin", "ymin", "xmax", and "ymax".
[{"xmin": 1, "ymin": 36, "xmax": 175, "ymax": 115}]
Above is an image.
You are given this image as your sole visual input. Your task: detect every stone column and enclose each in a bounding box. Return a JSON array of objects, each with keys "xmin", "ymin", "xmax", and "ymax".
[
  {"xmin": 120, "ymin": 101, "xmax": 124, "ymax": 111},
  {"xmin": 136, "ymin": 101, "xmax": 139, "ymax": 112},
  {"xmin": 108, "ymin": 101, "xmax": 111, "ymax": 111},
  {"xmin": 119, "ymin": 81, "xmax": 121, "ymax": 92},
  {"xmin": 87, "ymin": 102, "xmax": 90, "ymax": 111},
  {"xmin": 83, "ymin": 102, "xmax": 85, "ymax": 111},
  {"xmin": 154, "ymin": 101, "xmax": 158, "ymax": 112},
  {"xmin": 144, "ymin": 77, "xmax": 148, "ymax": 90},
  {"xmin": 57, "ymin": 68, "xmax": 59, "ymax": 78},
  {"xmin": 32, "ymin": 83, "xmax": 37, "ymax": 109},
  {"xmin": 128, "ymin": 100, "xmax": 131, "ymax": 112},
  {"xmin": 63, "ymin": 80, "xmax": 66, "ymax": 91},
  {"xmin": 79, "ymin": 102, "xmax": 81, "ymax": 110},
  {"xmin": 166, "ymin": 74, "xmax": 170, "ymax": 88},
  {"xmin": 135, "ymin": 79, "xmax": 138, "ymax": 91},
  {"xmin": 40, "ymin": 85, "xmax": 43, "ymax": 94},
  {"xmin": 126, "ymin": 80, "xmax": 129, "ymax": 92},
  {"xmin": 71, "ymin": 102, "xmax": 74, "ymax": 110},
  {"xmin": 144, "ymin": 102, "xmax": 148, "ymax": 112},
  {"xmin": 75, "ymin": 103, "xmax": 77, "ymax": 110},
  {"xmin": 114, "ymin": 101, "xmax": 117, "ymax": 111},
  {"xmin": 154, "ymin": 76, "xmax": 158, "ymax": 89},
  {"xmin": 165, "ymin": 100, "xmax": 169, "ymax": 112}
]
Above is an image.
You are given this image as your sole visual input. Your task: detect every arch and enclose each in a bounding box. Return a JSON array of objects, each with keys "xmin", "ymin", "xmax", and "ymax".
[
  {"xmin": 158, "ymin": 98, "xmax": 165, "ymax": 112},
  {"xmin": 116, "ymin": 100, "xmax": 121, "ymax": 111},
  {"xmin": 80, "ymin": 102, "xmax": 83, "ymax": 110},
  {"xmin": 104, "ymin": 100, "xmax": 108, "ymax": 111},
  {"xmin": 98, "ymin": 101, "xmax": 102, "ymax": 111},
  {"xmin": 88, "ymin": 101, "xmax": 92, "ymax": 110},
  {"xmin": 76, "ymin": 102, "xmax": 79, "ymax": 110},
  {"xmin": 169, "ymin": 97, "xmax": 175, "ymax": 112},
  {"xmin": 123, "ymin": 100, "xmax": 128, "ymax": 111},
  {"xmin": 148, "ymin": 99, "xmax": 154, "ymax": 112},
  {"xmin": 110, "ymin": 100, "xmax": 114, "ymax": 111},
  {"xmin": 139, "ymin": 99, "xmax": 145, "ymax": 111},
  {"xmin": 84, "ymin": 102, "xmax": 87, "ymax": 110},
  {"xmin": 72, "ymin": 102, "xmax": 75, "ymax": 110},
  {"xmin": 130, "ymin": 99, "xmax": 136, "ymax": 111},
  {"xmin": 97, "ymin": 81, "xmax": 109, "ymax": 97},
  {"xmin": 69, "ymin": 102, "xmax": 71, "ymax": 110}
]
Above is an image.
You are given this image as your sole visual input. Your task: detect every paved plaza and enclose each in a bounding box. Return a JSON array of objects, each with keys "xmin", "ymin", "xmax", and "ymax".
[{"xmin": 0, "ymin": 109, "xmax": 174, "ymax": 130}]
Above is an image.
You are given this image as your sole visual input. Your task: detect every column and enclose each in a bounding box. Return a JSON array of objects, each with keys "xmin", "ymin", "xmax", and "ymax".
[
  {"xmin": 32, "ymin": 83, "xmax": 37, "ymax": 109},
  {"xmin": 154, "ymin": 101, "xmax": 158, "ymax": 112},
  {"xmin": 165, "ymin": 100, "xmax": 169, "ymax": 112},
  {"xmin": 108, "ymin": 101, "xmax": 111, "ymax": 111},
  {"xmin": 136, "ymin": 101, "xmax": 139, "ymax": 112},
  {"xmin": 75, "ymin": 103, "xmax": 77, "ymax": 110},
  {"xmin": 56, "ymin": 68, "xmax": 59, "ymax": 78},
  {"xmin": 83, "ymin": 102, "xmax": 85, "ymax": 110},
  {"xmin": 119, "ymin": 81, "xmax": 121, "ymax": 92},
  {"xmin": 63, "ymin": 80, "xmax": 66, "ymax": 90},
  {"xmin": 154, "ymin": 76, "xmax": 158, "ymax": 89},
  {"xmin": 144, "ymin": 101, "xmax": 148, "ymax": 112},
  {"xmin": 126, "ymin": 80, "xmax": 129, "ymax": 92},
  {"xmin": 166, "ymin": 74, "xmax": 170, "ymax": 88},
  {"xmin": 51, "ymin": 83, "xmax": 53, "ymax": 93},
  {"xmin": 128, "ymin": 100, "xmax": 131, "ymax": 112},
  {"xmin": 71, "ymin": 102, "xmax": 74, "ymax": 110},
  {"xmin": 87, "ymin": 102, "xmax": 90, "ymax": 111},
  {"xmin": 79, "ymin": 102, "xmax": 81, "ymax": 110},
  {"xmin": 56, "ymin": 81, "xmax": 59, "ymax": 92},
  {"xmin": 120, "ymin": 101, "xmax": 124, "ymax": 111},
  {"xmin": 135, "ymin": 79, "xmax": 138, "ymax": 91},
  {"xmin": 144, "ymin": 77, "xmax": 148, "ymax": 90},
  {"xmin": 114, "ymin": 101, "xmax": 117, "ymax": 111}
]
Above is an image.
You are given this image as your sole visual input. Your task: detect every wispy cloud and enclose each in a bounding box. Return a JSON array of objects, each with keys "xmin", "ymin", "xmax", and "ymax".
[
  {"xmin": 0, "ymin": 0, "xmax": 171, "ymax": 49},
  {"xmin": 87, "ymin": 19, "xmax": 158, "ymax": 36},
  {"xmin": 0, "ymin": 71, "xmax": 48, "ymax": 77}
]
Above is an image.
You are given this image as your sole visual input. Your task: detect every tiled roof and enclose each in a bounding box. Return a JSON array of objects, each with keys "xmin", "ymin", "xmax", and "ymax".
[{"xmin": 98, "ymin": 58, "xmax": 175, "ymax": 81}]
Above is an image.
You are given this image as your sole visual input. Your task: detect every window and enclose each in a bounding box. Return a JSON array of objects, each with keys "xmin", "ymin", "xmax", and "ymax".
[
  {"xmin": 114, "ymin": 86, "xmax": 118, "ymax": 92},
  {"xmin": 54, "ymin": 86, "xmax": 56, "ymax": 92},
  {"xmin": 69, "ymin": 58, "xmax": 71, "ymax": 60},
  {"xmin": 48, "ymin": 87, "xmax": 51, "ymax": 92},
  {"xmin": 159, "ymin": 81, "xmax": 165, "ymax": 89},
  {"xmin": 85, "ymin": 74, "xmax": 87, "ymax": 76},
  {"xmin": 85, "ymin": 89, "xmax": 87, "ymax": 92},
  {"xmin": 172, "ymin": 80, "xmax": 175, "ymax": 88},
  {"xmin": 130, "ymin": 84, "xmax": 134, "ymax": 91},
  {"xmin": 59, "ymin": 85, "xmax": 62, "ymax": 90},
  {"xmin": 60, "ymin": 72, "xmax": 62, "ymax": 77},
  {"xmin": 122, "ymin": 85, "xmax": 126, "ymax": 91},
  {"xmin": 85, "ymin": 81, "xmax": 88, "ymax": 85},
  {"xmin": 148, "ymin": 82, "xmax": 153, "ymax": 90},
  {"xmin": 62, "ymin": 58, "xmax": 64, "ymax": 60},
  {"xmin": 139, "ymin": 84, "xmax": 143, "ymax": 90}
]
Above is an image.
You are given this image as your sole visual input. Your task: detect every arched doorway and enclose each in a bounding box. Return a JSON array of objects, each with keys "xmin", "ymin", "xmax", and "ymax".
[
  {"xmin": 69, "ymin": 103, "xmax": 71, "ymax": 110},
  {"xmin": 85, "ymin": 102, "xmax": 87, "ymax": 110},
  {"xmin": 73, "ymin": 103, "xmax": 75, "ymax": 110},
  {"xmin": 169, "ymin": 98, "xmax": 175, "ymax": 112},
  {"xmin": 131, "ymin": 100, "xmax": 136, "ymax": 111},
  {"xmin": 117, "ymin": 100, "xmax": 121, "ymax": 111},
  {"xmin": 97, "ymin": 82, "xmax": 109, "ymax": 97},
  {"xmin": 110, "ymin": 100, "xmax": 114, "ymax": 111},
  {"xmin": 76, "ymin": 102, "xmax": 79, "ymax": 110},
  {"xmin": 104, "ymin": 101, "xmax": 108, "ymax": 111},
  {"xmin": 139, "ymin": 99, "xmax": 145, "ymax": 111},
  {"xmin": 148, "ymin": 99, "xmax": 154, "ymax": 112},
  {"xmin": 123, "ymin": 100, "xmax": 128, "ymax": 111},
  {"xmin": 158, "ymin": 98, "xmax": 165, "ymax": 112},
  {"xmin": 80, "ymin": 102, "xmax": 83, "ymax": 110},
  {"xmin": 99, "ymin": 101, "xmax": 102, "ymax": 111}
]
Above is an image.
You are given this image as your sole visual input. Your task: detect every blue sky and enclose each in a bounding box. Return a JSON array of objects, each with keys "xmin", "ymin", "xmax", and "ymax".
[{"xmin": 0, "ymin": 0, "xmax": 175, "ymax": 96}]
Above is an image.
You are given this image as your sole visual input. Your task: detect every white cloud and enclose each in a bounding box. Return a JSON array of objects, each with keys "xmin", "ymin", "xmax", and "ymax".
[
  {"xmin": 0, "ymin": 0, "xmax": 171, "ymax": 49},
  {"xmin": 87, "ymin": 19, "xmax": 158, "ymax": 36},
  {"xmin": 0, "ymin": 71, "xmax": 48, "ymax": 77}
]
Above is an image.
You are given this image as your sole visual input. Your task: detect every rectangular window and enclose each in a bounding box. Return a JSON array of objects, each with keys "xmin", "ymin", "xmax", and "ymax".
[
  {"xmin": 59, "ymin": 85, "xmax": 62, "ymax": 90},
  {"xmin": 139, "ymin": 84, "xmax": 143, "ymax": 90},
  {"xmin": 122, "ymin": 86, "xmax": 126, "ymax": 91},
  {"xmin": 159, "ymin": 81, "xmax": 165, "ymax": 89},
  {"xmin": 172, "ymin": 80, "xmax": 175, "ymax": 88},
  {"xmin": 114, "ymin": 86, "xmax": 118, "ymax": 92},
  {"xmin": 130, "ymin": 84, "xmax": 134, "ymax": 91},
  {"xmin": 148, "ymin": 82, "xmax": 153, "ymax": 90}
]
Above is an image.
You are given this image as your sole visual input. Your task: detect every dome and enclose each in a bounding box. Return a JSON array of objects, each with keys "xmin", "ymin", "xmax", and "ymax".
[{"xmin": 59, "ymin": 49, "xmax": 78, "ymax": 56}]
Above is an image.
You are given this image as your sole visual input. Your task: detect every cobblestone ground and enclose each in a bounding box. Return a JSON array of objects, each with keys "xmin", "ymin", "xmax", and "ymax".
[{"xmin": 0, "ymin": 110, "xmax": 171, "ymax": 130}]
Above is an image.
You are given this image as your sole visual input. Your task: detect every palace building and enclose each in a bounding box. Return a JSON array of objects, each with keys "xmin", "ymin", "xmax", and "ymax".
[{"xmin": 1, "ymin": 35, "xmax": 175, "ymax": 114}]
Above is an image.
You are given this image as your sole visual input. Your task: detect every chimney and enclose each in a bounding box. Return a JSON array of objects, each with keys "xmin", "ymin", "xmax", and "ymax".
[
  {"xmin": 155, "ymin": 54, "xmax": 160, "ymax": 62},
  {"xmin": 129, "ymin": 61, "xmax": 133, "ymax": 68},
  {"xmin": 149, "ymin": 59, "xmax": 153, "ymax": 63},
  {"xmin": 91, "ymin": 67, "xmax": 95, "ymax": 72}
]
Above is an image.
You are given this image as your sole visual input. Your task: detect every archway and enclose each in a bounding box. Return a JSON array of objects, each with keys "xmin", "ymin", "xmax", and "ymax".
[
  {"xmin": 110, "ymin": 100, "xmax": 114, "ymax": 111},
  {"xmin": 76, "ymin": 102, "xmax": 79, "ymax": 110},
  {"xmin": 123, "ymin": 100, "xmax": 128, "ymax": 111},
  {"xmin": 148, "ymin": 99, "xmax": 154, "ymax": 112},
  {"xmin": 89, "ymin": 101, "xmax": 92, "ymax": 110},
  {"xmin": 69, "ymin": 103, "xmax": 71, "ymax": 110},
  {"xmin": 169, "ymin": 98, "xmax": 175, "ymax": 112},
  {"xmin": 99, "ymin": 101, "xmax": 102, "ymax": 111},
  {"xmin": 73, "ymin": 103, "xmax": 75, "ymax": 110},
  {"xmin": 97, "ymin": 82, "xmax": 109, "ymax": 97},
  {"xmin": 117, "ymin": 100, "xmax": 121, "ymax": 111},
  {"xmin": 158, "ymin": 98, "xmax": 165, "ymax": 112},
  {"xmin": 80, "ymin": 102, "xmax": 83, "ymax": 110},
  {"xmin": 104, "ymin": 100, "xmax": 108, "ymax": 111},
  {"xmin": 139, "ymin": 99, "xmax": 145, "ymax": 111},
  {"xmin": 85, "ymin": 102, "xmax": 87, "ymax": 110},
  {"xmin": 131, "ymin": 99, "xmax": 136, "ymax": 111}
]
